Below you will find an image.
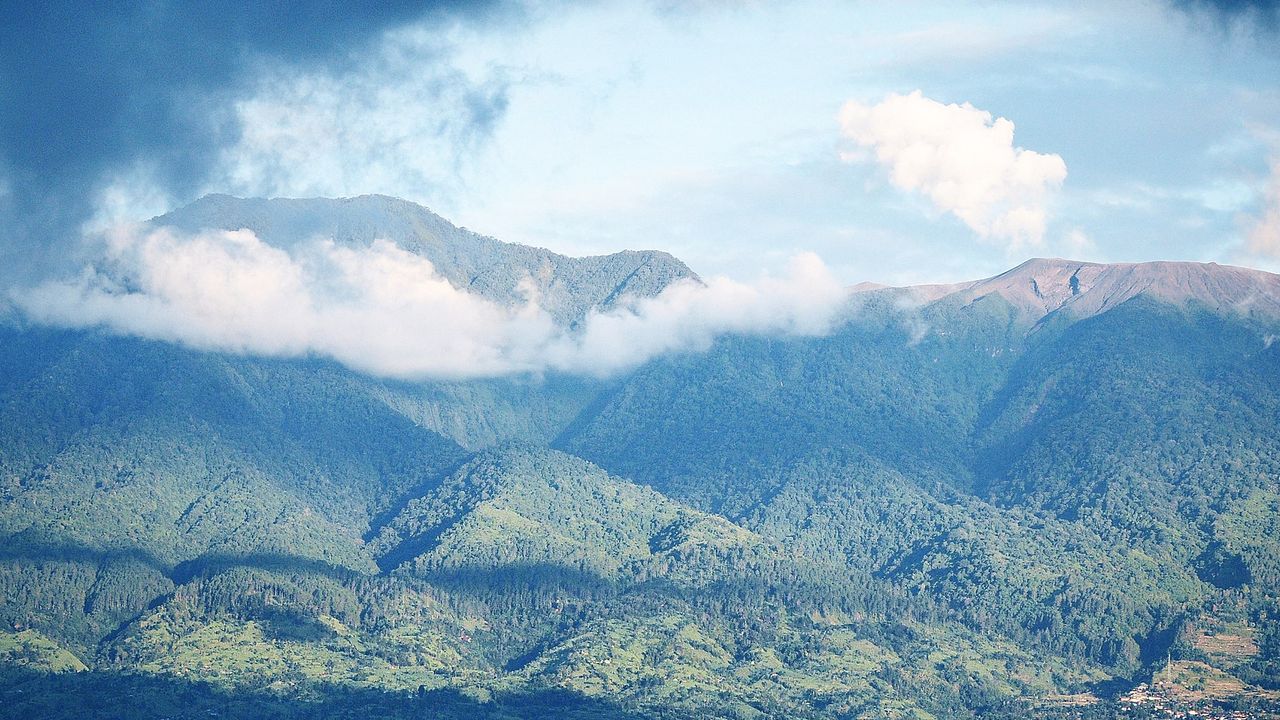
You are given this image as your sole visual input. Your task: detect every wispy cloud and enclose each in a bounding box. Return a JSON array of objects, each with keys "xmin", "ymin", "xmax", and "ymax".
[
  {"xmin": 839, "ymin": 90, "xmax": 1067, "ymax": 250},
  {"xmin": 12, "ymin": 227, "xmax": 848, "ymax": 379},
  {"xmin": 1169, "ymin": 0, "xmax": 1280, "ymax": 34},
  {"xmin": 210, "ymin": 25, "xmax": 510, "ymax": 205},
  {"xmin": 1247, "ymin": 158, "xmax": 1280, "ymax": 258}
]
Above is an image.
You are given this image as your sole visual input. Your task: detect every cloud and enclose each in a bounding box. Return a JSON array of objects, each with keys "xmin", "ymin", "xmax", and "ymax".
[
  {"xmin": 838, "ymin": 90, "xmax": 1067, "ymax": 249},
  {"xmin": 1169, "ymin": 0, "xmax": 1280, "ymax": 33},
  {"xmin": 210, "ymin": 25, "xmax": 511, "ymax": 204},
  {"xmin": 545, "ymin": 252, "xmax": 845, "ymax": 375},
  {"xmin": 1247, "ymin": 158, "xmax": 1280, "ymax": 257},
  {"xmin": 0, "ymin": 2, "xmax": 511, "ymax": 281},
  {"xmin": 11, "ymin": 227, "xmax": 848, "ymax": 380}
]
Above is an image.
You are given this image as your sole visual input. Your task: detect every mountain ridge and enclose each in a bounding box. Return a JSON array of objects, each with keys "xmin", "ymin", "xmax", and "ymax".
[
  {"xmin": 860, "ymin": 257, "xmax": 1280, "ymax": 324},
  {"xmin": 150, "ymin": 194, "xmax": 699, "ymax": 325},
  {"xmin": 156, "ymin": 195, "xmax": 1280, "ymax": 330},
  {"xmin": 368, "ymin": 445, "xmax": 774, "ymax": 582}
]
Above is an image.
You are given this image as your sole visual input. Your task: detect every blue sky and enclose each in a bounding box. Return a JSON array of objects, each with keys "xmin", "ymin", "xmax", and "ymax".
[{"xmin": 5, "ymin": 0, "xmax": 1280, "ymax": 286}]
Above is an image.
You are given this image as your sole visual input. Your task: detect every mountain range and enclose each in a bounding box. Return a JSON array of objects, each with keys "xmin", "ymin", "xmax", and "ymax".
[
  {"xmin": 155, "ymin": 194, "xmax": 696, "ymax": 326},
  {"xmin": 1, "ymin": 195, "xmax": 1278, "ymax": 719}
]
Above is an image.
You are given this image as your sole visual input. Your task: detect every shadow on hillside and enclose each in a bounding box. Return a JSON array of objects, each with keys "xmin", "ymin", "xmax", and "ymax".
[
  {"xmin": 0, "ymin": 665, "xmax": 661, "ymax": 720},
  {"xmin": 0, "ymin": 533, "xmax": 371, "ymax": 586},
  {"xmin": 0, "ymin": 537, "xmax": 171, "ymax": 573},
  {"xmin": 170, "ymin": 552, "xmax": 367, "ymax": 584}
]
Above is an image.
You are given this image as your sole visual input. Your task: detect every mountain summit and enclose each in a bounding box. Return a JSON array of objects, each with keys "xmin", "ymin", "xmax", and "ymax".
[
  {"xmin": 154, "ymin": 197, "xmax": 1280, "ymax": 330},
  {"xmin": 152, "ymin": 194, "xmax": 698, "ymax": 325},
  {"xmin": 873, "ymin": 258, "xmax": 1280, "ymax": 323},
  {"xmin": 971, "ymin": 258, "xmax": 1280, "ymax": 319}
]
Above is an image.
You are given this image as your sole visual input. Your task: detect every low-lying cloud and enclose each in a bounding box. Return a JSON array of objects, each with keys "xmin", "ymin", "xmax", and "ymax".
[
  {"xmin": 12, "ymin": 226, "xmax": 848, "ymax": 379},
  {"xmin": 839, "ymin": 90, "xmax": 1067, "ymax": 249}
]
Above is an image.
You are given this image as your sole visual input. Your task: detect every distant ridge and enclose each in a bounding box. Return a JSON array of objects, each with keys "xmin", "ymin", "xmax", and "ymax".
[
  {"xmin": 151, "ymin": 194, "xmax": 699, "ymax": 325},
  {"xmin": 148, "ymin": 196, "xmax": 1280, "ymax": 328},
  {"xmin": 874, "ymin": 258, "xmax": 1280, "ymax": 322}
]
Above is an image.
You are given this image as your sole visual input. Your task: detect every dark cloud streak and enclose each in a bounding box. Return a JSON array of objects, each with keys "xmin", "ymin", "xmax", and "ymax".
[
  {"xmin": 0, "ymin": 1, "xmax": 509, "ymax": 280},
  {"xmin": 1171, "ymin": 0, "xmax": 1280, "ymax": 30}
]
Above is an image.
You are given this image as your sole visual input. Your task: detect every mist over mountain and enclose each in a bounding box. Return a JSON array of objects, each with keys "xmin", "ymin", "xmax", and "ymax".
[
  {"xmin": 2, "ymin": 198, "xmax": 1280, "ymax": 719},
  {"xmin": 154, "ymin": 194, "xmax": 699, "ymax": 326},
  {"xmin": 12, "ymin": 195, "xmax": 846, "ymax": 380}
]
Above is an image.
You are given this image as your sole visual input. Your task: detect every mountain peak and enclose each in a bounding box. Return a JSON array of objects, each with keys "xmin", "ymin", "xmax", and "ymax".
[
  {"xmin": 152, "ymin": 195, "xmax": 699, "ymax": 325},
  {"xmin": 947, "ymin": 258, "xmax": 1280, "ymax": 322}
]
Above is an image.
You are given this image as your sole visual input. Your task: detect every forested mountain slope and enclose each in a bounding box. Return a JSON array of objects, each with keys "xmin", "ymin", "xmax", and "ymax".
[
  {"xmin": 559, "ymin": 272, "xmax": 1280, "ymax": 678},
  {"xmin": 2, "ymin": 200, "xmax": 1279, "ymax": 718}
]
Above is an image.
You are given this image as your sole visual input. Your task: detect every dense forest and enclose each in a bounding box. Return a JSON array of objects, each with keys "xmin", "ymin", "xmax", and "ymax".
[{"xmin": 1, "ymin": 199, "xmax": 1279, "ymax": 718}]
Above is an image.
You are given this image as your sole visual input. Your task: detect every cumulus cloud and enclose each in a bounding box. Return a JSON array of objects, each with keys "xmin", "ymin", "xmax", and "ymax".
[
  {"xmin": 1247, "ymin": 158, "xmax": 1280, "ymax": 257},
  {"xmin": 12, "ymin": 227, "xmax": 847, "ymax": 380},
  {"xmin": 839, "ymin": 90, "xmax": 1067, "ymax": 249}
]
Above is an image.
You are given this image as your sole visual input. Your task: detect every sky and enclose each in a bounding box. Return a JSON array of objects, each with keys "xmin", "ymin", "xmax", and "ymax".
[
  {"xmin": 3, "ymin": 0, "xmax": 1280, "ymax": 287},
  {"xmin": 2, "ymin": 1, "xmax": 1280, "ymax": 379}
]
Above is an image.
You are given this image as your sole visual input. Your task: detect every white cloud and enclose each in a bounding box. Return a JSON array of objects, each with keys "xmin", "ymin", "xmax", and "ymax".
[
  {"xmin": 12, "ymin": 227, "xmax": 847, "ymax": 380},
  {"xmin": 545, "ymin": 252, "xmax": 845, "ymax": 374},
  {"xmin": 209, "ymin": 26, "xmax": 507, "ymax": 205},
  {"xmin": 839, "ymin": 90, "xmax": 1067, "ymax": 249},
  {"xmin": 1247, "ymin": 159, "xmax": 1280, "ymax": 258},
  {"xmin": 1061, "ymin": 228, "xmax": 1095, "ymax": 257},
  {"xmin": 83, "ymin": 163, "xmax": 177, "ymax": 234}
]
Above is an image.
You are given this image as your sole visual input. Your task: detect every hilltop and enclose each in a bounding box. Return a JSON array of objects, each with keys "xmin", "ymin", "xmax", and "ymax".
[{"xmin": 153, "ymin": 194, "xmax": 698, "ymax": 325}]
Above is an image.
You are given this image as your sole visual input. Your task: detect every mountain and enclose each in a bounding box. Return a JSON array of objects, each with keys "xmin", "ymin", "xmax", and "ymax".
[
  {"xmin": 152, "ymin": 194, "xmax": 698, "ymax": 325},
  {"xmin": 3, "ymin": 201, "xmax": 1280, "ymax": 719},
  {"xmin": 881, "ymin": 257, "xmax": 1280, "ymax": 323},
  {"xmin": 555, "ymin": 257, "xmax": 1280, "ymax": 710},
  {"xmin": 368, "ymin": 446, "xmax": 776, "ymax": 583}
]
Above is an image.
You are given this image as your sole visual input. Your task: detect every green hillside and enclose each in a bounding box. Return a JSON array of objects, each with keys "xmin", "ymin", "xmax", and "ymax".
[{"xmin": 2, "ymin": 251, "xmax": 1279, "ymax": 718}]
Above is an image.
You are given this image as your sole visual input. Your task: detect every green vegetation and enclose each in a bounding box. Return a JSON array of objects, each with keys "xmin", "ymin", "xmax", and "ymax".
[
  {"xmin": 0, "ymin": 630, "xmax": 86, "ymax": 673},
  {"xmin": 2, "ymin": 286, "xmax": 1279, "ymax": 717}
]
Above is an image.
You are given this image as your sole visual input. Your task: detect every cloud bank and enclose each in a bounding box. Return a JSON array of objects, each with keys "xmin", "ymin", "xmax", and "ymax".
[
  {"xmin": 839, "ymin": 90, "xmax": 1067, "ymax": 249},
  {"xmin": 12, "ymin": 227, "xmax": 847, "ymax": 380}
]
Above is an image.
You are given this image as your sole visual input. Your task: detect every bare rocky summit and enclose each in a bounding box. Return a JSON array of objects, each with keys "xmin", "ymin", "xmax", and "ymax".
[{"xmin": 867, "ymin": 258, "xmax": 1280, "ymax": 324}]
